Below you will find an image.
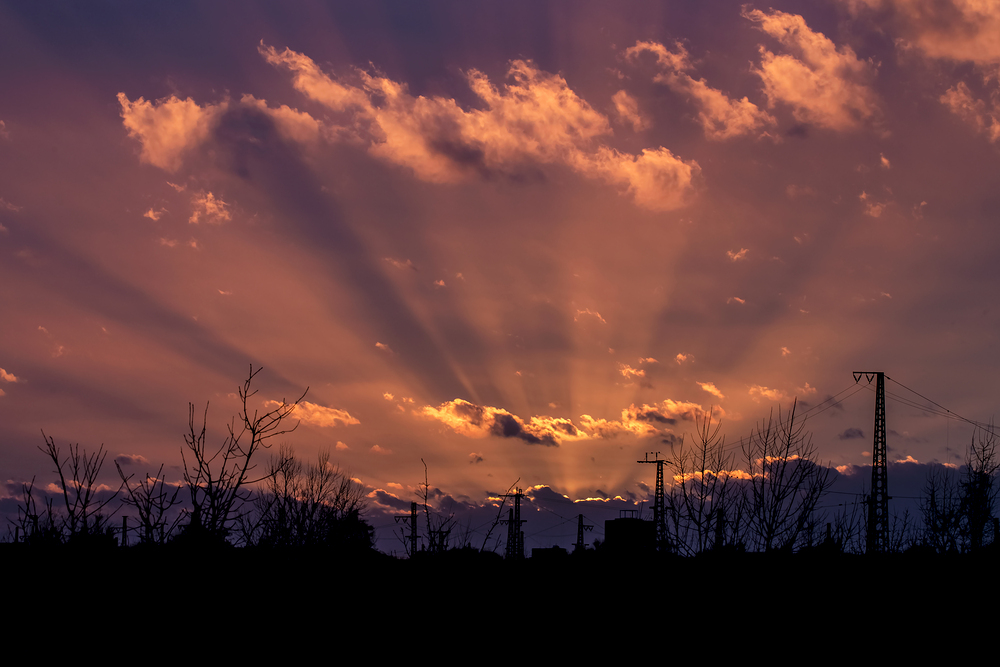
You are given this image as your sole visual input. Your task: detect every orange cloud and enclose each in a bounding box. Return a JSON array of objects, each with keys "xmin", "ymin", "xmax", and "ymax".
[
  {"xmin": 117, "ymin": 93, "xmax": 224, "ymax": 171},
  {"xmin": 264, "ymin": 400, "xmax": 360, "ymax": 428},
  {"xmin": 580, "ymin": 399, "xmax": 715, "ymax": 438},
  {"xmin": 625, "ymin": 41, "xmax": 775, "ymax": 140},
  {"xmin": 262, "ymin": 45, "xmax": 699, "ymax": 210},
  {"xmin": 188, "ymin": 192, "xmax": 231, "ymax": 224},
  {"xmin": 420, "ymin": 398, "xmax": 586, "ymax": 446},
  {"xmin": 744, "ymin": 9, "xmax": 880, "ymax": 131},
  {"xmin": 698, "ymin": 381, "xmax": 725, "ymax": 400},
  {"xmin": 940, "ymin": 82, "xmax": 1000, "ymax": 142},
  {"xmin": 612, "ymin": 90, "xmax": 650, "ymax": 131},
  {"xmin": 574, "ymin": 308, "xmax": 607, "ymax": 324},
  {"xmin": 748, "ymin": 384, "xmax": 788, "ymax": 402},
  {"xmin": 619, "ymin": 363, "xmax": 646, "ymax": 380},
  {"xmin": 844, "ymin": 0, "xmax": 1000, "ymax": 65}
]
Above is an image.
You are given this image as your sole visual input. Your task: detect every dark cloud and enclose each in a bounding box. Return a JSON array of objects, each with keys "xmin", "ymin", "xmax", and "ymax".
[{"xmin": 839, "ymin": 427, "xmax": 865, "ymax": 440}]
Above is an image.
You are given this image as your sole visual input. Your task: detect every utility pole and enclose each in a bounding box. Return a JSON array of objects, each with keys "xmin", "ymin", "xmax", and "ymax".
[
  {"xmin": 575, "ymin": 514, "xmax": 593, "ymax": 553},
  {"xmin": 854, "ymin": 371, "xmax": 889, "ymax": 554},
  {"xmin": 501, "ymin": 488, "xmax": 526, "ymax": 559},
  {"xmin": 638, "ymin": 452, "xmax": 670, "ymax": 552},
  {"xmin": 394, "ymin": 501, "xmax": 418, "ymax": 556}
]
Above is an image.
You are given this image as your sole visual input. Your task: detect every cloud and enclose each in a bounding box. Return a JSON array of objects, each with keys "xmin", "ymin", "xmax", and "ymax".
[
  {"xmin": 748, "ymin": 384, "xmax": 788, "ymax": 402},
  {"xmin": 383, "ymin": 257, "xmax": 417, "ymax": 271},
  {"xmin": 264, "ymin": 400, "xmax": 360, "ymax": 428},
  {"xmin": 624, "ymin": 41, "xmax": 775, "ymax": 140},
  {"xmin": 1, "ymin": 198, "xmax": 23, "ymax": 212},
  {"xmin": 727, "ymin": 296, "xmax": 746, "ymax": 304},
  {"xmin": 114, "ymin": 453, "xmax": 149, "ymax": 467},
  {"xmin": 371, "ymin": 444, "xmax": 391, "ymax": 454},
  {"xmin": 0, "ymin": 120, "xmax": 7, "ymax": 139},
  {"xmin": 188, "ymin": 191, "xmax": 231, "ymax": 224},
  {"xmin": 698, "ymin": 381, "xmax": 725, "ymax": 399},
  {"xmin": 727, "ymin": 248, "xmax": 749, "ymax": 261},
  {"xmin": 369, "ymin": 488, "xmax": 411, "ymax": 511},
  {"xmin": 619, "ymin": 364, "xmax": 646, "ymax": 380},
  {"xmin": 612, "ymin": 90, "xmax": 650, "ymax": 131},
  {"xmin": 576, "ymin": 147, "xmax": 700, "ymax": 211},
  {"xmin": 786, "ymin": 184, "xmax": 817, "ymax": 199},
  {"xmin": 0, "ymin": 368, "xmax": 20, "ymax": 383},
  {"xmin": 335, "ymin": 441, "xmax": 349, "ymax": 450},
  {"xmin": 839, "ymin": 427, "xmax": 865, "ymax": 440},
  {"xmin": 469, "ymin": 452, "xmax": 484, "ymax": 464},
  {"xmin": 675, "ymin": 353, "xmax": 693, "ymax": 364},
  {"xmin": 118, "ymin": 93, "xmax": 225, "ymax": 171},
  {"xmin": 420, "ymin": 398, "xmax": 586, "ymax": 446},
  {"xmin": 880, "ymin": 153, "xmax": 891, "ymax": 169},
  {"xmin": 433, "ymin": 279, "xmax": 446, "ymax": 288},
  {"xmin": 797, "ymin": 382, "xmax": 817, "ymax": 396},
  {"xmin": 780, "ymin": 347, "xmax": 791, "ymax": 356},
  {"xmin": 744, "ymin": 9, "xmax": 880, "ymax": 131},
  {"xmin": 640, "ymin": 357, "xmax": 659, "ymax": 364},
  {"xmin": 262, "ymin": 44, "xmax": 699, "ymax": 210},
  {"xmin": 859, "ymin": 190, "xmax": 888, "ymax": 217},
  {"xmin": 843, "ymin": 0, "xmax": 1000, "ymax": 66},
  {"xmin": 940, "ymin": 82, "xmax": 1000, "ymax": 142},
  {"xmin": 144, "ymin": 208, "xmax": 165, "ymax": 221},
  {"xmin": 580, "ymin": 399, "xmax": 714, "ymax": 438},
  {"xmin": 574, "ymin": 308, "xmax": 607, "ymax": 324},
  {"xmin": 375, "ymin": 341, "xmax": 394, "ymax": 354}
]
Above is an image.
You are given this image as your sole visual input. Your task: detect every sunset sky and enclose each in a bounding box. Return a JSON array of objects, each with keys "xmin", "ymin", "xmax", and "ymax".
[{"xmin": 3, "ymin": 1, "xmax": 1000, "ymax": 551}]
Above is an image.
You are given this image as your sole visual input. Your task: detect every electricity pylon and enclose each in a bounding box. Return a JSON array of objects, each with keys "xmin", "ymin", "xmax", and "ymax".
[
  {"xmin": 638, "ymin": 452, "xmax": 670, "ymax": 552},
  {"xmin": 854, "ymin": 371, "xmax": 889, "ymax": 554},
  {"xmin": 501, "ymin": 488, "xmax": 526, "ymax": 559}
]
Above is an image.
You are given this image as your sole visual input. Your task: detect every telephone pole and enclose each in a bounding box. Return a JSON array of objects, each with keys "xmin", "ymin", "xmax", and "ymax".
[
  {"xmin": 638, "ymin": 452, "xmax": 670, "ymax": 552},
  {"xmin": 854, "ymin": 371, "xmax": 889, "ymax": 554}
]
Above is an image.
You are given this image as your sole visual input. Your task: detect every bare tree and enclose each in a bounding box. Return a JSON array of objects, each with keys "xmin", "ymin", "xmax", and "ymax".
[
  {"xmin": 665, "ymin": 408, "xmax": 738, "ymax": 555},
  {"xmin": 115, "ymin": 462, "xmax": 183, "ymax": 545},
  {"xmin": 920, "ymin": 464, "xmax": 962, "ymax": 553},
  {"xmin": 178, "ymin": 365, "xmax": 306, "ymax": 544},
  {"xmin": 12, "ymin": 477, "xmax": 60, "ymax": 546},
  {"xmin": 959, "ymin": 423, "xmax": 1000, "ymax": 550},
  {"xmin": 25, "ymin": 432, "xmax": 122, "ymax": 545},
  {"xmin": 245, "ymin": 445, "xmax": 371, "ymax": 549},
  {"xmin": 419, "ymin": 458, "xmax": 456, "ymax": 552},
  {"xmin": 739, "ymin": 399, "xmax": 833, "ymax": 552}
]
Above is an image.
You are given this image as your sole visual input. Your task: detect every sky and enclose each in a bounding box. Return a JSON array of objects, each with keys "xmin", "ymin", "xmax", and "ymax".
[{"xmin": 3, "ymin": 0, "xmax": 1000, "ymax": 552}]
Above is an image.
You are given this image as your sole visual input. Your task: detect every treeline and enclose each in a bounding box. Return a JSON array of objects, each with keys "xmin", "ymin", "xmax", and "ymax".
[
  {"xmin": 7, "ymin": 368, "xmax": 1000, "ymax": 558},
  {"xmin": 660, "ymin": 403, "xmax": 1000, "ymax": 556},
  {"xmin": 10, "ymin": 366, "xmax": 373, "ymax": 551}
]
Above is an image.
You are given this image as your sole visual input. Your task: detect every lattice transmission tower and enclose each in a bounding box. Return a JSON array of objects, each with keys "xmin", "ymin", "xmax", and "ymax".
[
  {"xmin": 638, "ymin": 452, "xmax": 670, "ymax": 552},
  {"xmin": 854, "ymin": 371, "xmax": 889, "ymax": 554}
]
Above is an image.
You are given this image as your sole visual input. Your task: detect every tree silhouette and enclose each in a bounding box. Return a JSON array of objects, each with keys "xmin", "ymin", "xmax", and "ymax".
[
  {"xmin": 115, "ymin": 461, "xmax": 183, "ymax": 545},
  {"xmin": 242, "ymin": 445, "xmax": 371, "ymax": 549},
  {"xmin": 959, "ymin": 423, "xmax": 999, "ymax": 550},
  {"xmin": 14, "ymin": 433, "xmax": 121, "ymax": 546},
  {"xmin": 738, "ymin": 399, "xmax": 833, "ymax": 552},
  {"xmin": 177, "ymin": 365, "xmax": 305, "ymax": 545},
  {"xmin": 665, "ymin": 408, "xmax": 739, "ymax": 554}
]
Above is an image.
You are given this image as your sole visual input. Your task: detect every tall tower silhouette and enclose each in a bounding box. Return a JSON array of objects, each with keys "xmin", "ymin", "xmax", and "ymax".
[
  {"xmin": 502, "ymin": 488, "xmax": 525, "ymax": 559},
  {"xmin": 854, "ymin": 371, "xmax": 889, "ymax": 553},
  {"xmin": 638, "ymin": 452, "xmax": 669, "ymax": 552}
]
